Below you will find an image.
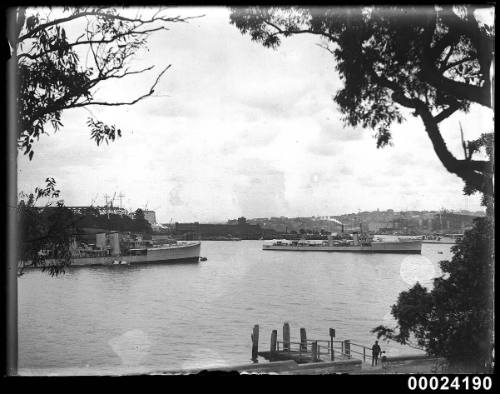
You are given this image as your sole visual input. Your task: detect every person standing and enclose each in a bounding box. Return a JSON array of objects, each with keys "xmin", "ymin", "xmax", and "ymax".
[{"xmin": 372, "ymin": 340, "xmax": 382, "ymax": 366}]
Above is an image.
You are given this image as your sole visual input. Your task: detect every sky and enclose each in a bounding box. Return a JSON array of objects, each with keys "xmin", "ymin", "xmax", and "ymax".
[{"xmin": 17, "ymin": 7, "xmax": 493, "ymax": 223}]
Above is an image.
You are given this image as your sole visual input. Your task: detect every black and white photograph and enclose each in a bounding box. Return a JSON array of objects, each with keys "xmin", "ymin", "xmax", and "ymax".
[{"xmin": 3, "ymin": 4, "xmax": 495, "ymax": 379}]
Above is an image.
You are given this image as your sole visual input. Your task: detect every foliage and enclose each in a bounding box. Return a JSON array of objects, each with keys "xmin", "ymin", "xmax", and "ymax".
[
  {"xmin": 372, "ymin": 217, "xmax": 494, "ymax": 370},
  {"xmin": 231, "ymin": 6, "xmax": 495, "ymax": 370},
  {"xmin": 87, "ymin": 118, "xmax": 122, "ymax": 146},
  {"xmin": 12, "ymin": 6, "xmax": 199, "ymax": 158},
  {"xmin": 77, "ymin": 210, "xmax": 152, "ymax": 234},
  {"xmin": 230, "ymin": 6, "xmax": 494, "ymax": 198},
  {"xmin": 133, "ymin": 209, "xmax": 153, "ymax": 234},
  {"xmin": 13, "ymin": 7, "xmax": 199, "ymax": 275},
  {"xmin": 18, "ymin": 179, "xmax": 153, "ymax": 276},
  {"xmin": 18, "ymin": 178, "xmax": 75, "ymax": 276}
]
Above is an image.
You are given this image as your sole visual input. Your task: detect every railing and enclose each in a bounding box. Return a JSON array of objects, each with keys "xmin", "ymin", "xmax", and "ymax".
[
  {"xmin": 274, "ymin": 339, "xmax": 377, "ymax": 364},
  {"xmin": 350, "ymin": 342, "xmax": 374, "ymax": 364},
  {"xmin": 276, "ymin": 339, "xmax": 349, "ymax": 361},
  {"xmin": 252, "ymin": 324, "xmax": 380, "ymax": 366}
]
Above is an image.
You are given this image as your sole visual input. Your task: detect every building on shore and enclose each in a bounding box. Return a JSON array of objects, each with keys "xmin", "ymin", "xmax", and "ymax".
[{"xmin": 174, "ymin": 217, "xmax": 275, "ymax": 239}]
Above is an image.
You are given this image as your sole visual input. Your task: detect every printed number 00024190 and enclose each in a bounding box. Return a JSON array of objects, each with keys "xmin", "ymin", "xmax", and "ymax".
[{"xmin": 408, "ymin": 376, "xmax": 492, "ymax": 391}]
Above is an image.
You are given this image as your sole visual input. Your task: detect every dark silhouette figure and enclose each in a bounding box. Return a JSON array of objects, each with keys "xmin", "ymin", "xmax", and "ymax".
[{"xmin": 372, "ymin": 341, "xmax": 382, "ymax": 366}]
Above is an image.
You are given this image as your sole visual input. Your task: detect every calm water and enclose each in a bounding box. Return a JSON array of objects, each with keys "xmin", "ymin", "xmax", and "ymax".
[{"xmin": 18, "ymin": 239, "xmax": 454, "ymax": 375}]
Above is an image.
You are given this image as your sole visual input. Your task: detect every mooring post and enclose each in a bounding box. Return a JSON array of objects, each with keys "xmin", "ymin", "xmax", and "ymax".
[
  {"xmin": 329, "ymin": 328, "xmax": 335, "ymax": 361},
  {"xmin": 300, "ymin": 328, "xmax": 307, "ymax": 351},
  {"xmin": 363, "ymin": 346, "xmax": 366, "ymax": 363},
  {"xmin": 283, "ymin": 322, "xmax": 290, "ymax": 352},
  {"xmin": 312, "ymin": 341, "xmax": 318, "ymax": 362},
  {"xmin": 251, "ymin": 324, "xmax": 259, "ymax": 363},
  {"xmin": 344, "ymin": 339, "xmax": 351, "ymax": 358},
  {"xmin": 270, "ymin": 330, "xmax": 278, "ymax": 360}
]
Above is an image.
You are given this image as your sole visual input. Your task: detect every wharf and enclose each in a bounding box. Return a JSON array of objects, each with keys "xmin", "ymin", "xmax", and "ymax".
[{"xmin": 240, "ymin": 323, "xmax": 446, "ymax": 375}]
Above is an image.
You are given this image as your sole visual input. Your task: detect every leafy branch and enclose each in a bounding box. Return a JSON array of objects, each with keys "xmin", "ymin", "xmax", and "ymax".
[{"xmin": 13, "ymin": 7, "xmax": 201, "ymax": 159}]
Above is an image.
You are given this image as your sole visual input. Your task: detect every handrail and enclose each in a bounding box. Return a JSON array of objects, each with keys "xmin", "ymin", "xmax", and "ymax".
[
  {"xmin": 273, "ymin": 338, "xmax": 374, "ymax": 363},
  {"xmin": 277, "ymin": 339, "xmax": 343, "ymax": 345},
  {"xmin": 350, "ymin": 342, "xmax": 372, "ymax": 349},
  {"xmin": 350, "ymin": 348, "xmax": 372, "ymax": 357},
  {"xmin": 276, "ymin": 340, "xmax": 343, "ymax": 349}
]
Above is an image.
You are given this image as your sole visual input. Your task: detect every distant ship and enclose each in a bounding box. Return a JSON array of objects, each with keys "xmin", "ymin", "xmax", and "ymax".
[
  {"xmin": 399, "ymin": 234, "xmax": 462, "ymax": 244},
  {"xmin": 263, "ymin": 232, "xmax": 422, "ymax": 254},
  {"xmin": 23, "ymin": 232, "xmax": 202, "ymax": 268}
]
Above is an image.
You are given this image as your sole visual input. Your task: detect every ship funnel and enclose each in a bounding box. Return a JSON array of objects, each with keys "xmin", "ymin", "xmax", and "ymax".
[
  {"xmin": 96, "ymin": 233, "xmax": 106, "ymax": 249},
  {"xmin": 110, "ymin": 232, "xmax": 120, "ymax": 256},
  {"xmin": 353, "ymin": 232, "xmax": 359, "ymax": 246}
]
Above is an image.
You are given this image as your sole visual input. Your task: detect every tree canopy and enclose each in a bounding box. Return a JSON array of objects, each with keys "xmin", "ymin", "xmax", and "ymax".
[
  {"xmin": 230, "ymin": 6, "xmax": 494, "ymax": 201},
  {"xmin": 372, "ymin": 217, "xmax": 494, "ymax": 370},
  {"xmin": 10, "ymin": 6, "xmax": 199, "ymax": 159},
  {"xmin": 18, "ymin": 182, "xmax": 153, "ymax": 276},
  {"xmin": 17, "ymin": 178, "xmax": 74, "ymax": 275},
  {"xmin": 11, "ymin": 7, "xmax": 198, "ymax": 275},
  {"xmin": 231, "ymin": 6, "xmax": 495, "ymax": 370}
]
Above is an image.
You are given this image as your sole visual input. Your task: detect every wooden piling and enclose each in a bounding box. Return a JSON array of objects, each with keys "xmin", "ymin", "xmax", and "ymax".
[
  {"xmin": 329, "ymin": 328, "xmax": 335, "ymax": 361},
  {"xmin": 283, "ymin": 322, "xmax": 290, "ymax": 351},
  {"xmin": 270, "ymin": 330, "xmax": 278, "ymax": 360},
  {"xmin": 300, "ymin": 328, "xmax": 307, "ymax": 351},
  {"xmin": 344, "ymin": 339, "xmax": 351, "ymax": 358},
  {"xmin": 311, "ymin": 341, "xmax": 318, "ymax": 362},
  {"xmin": 251, "ymin": 324, "xmax": 259, "ymax": 363}
]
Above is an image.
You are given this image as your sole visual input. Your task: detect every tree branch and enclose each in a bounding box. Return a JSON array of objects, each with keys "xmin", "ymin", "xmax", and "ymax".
[
  {"xmin": 421, "ymin": 8, "xmax": 493, "ymax": 108},
  {"xmin": 419, "ymin": 65, "xmax": 491, "ymax": 108},
  {"xmin": 433, "ymin": 103, "xmax": 460, "ymax": 123},
  {"xmin": 262, "ymin": 19, "xmax": 337, "ymax": 42},
  {"xmin": 374, "ymin": 64, "xmax": 494, "ymax": 195},
  {"xmin": 416, "ymin": 104, "xmax": 493, "ymax": 196},
  {"xmin": 18, "ymin": 9, "xmax": 202, "ymax": 42},
  {"xmin": 441, "ymin": 57, "xmax": 476, "ymax": 73},
  {"xmin": 63, "ymin": 65, "xmax": 171, "ymax": 108},
  {"xmin": 438, "ymin": 45, "xmax": 455, "ymax": 71},
  {"xmin": 17, "ymin": 26, "xmax": 169, "ymax": 61}
]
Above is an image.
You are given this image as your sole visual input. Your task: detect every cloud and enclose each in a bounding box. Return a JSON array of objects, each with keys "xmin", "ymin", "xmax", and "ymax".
[
  {"xmin": 17, "ymin": 7, "xmax": 491, "ymax": 222},
  {"xmin": 232, "ymin": 159, "xmax": 289, "ymax": 217}
]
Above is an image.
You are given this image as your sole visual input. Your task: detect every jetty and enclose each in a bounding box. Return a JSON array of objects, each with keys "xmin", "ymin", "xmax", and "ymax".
[
  {"xmin": 243, "ymin": 323, "xmax": 446, "ymax": 374},
  {"xmin": 149, "ymin": 322, "xmax": 447, "ymax": 375},
  {"xmin": 250, "ymin": 323, "xmax": 371, "ymax": 372}
]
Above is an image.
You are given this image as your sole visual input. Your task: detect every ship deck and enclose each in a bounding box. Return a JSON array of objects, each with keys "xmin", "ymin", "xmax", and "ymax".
[{"xmin": 262, "ymin": 241, "xmax": 422, "ymax": 254}]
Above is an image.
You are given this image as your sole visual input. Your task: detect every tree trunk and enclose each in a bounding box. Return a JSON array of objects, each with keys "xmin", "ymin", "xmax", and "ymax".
[{"xmin": 417, "ymin": 107, "xmax": 493, "ymax": 198}]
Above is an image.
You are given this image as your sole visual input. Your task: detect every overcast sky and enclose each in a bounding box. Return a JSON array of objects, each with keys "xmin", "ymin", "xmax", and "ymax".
[{"xmin": 17, "ymin": 7, "xmax": 493, "ymax": 223}]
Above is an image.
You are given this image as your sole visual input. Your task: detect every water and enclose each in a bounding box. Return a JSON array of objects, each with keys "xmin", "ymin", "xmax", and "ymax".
[{"xmin": 18, "ymin": 240, "xmax": 454, "ymax": 375}]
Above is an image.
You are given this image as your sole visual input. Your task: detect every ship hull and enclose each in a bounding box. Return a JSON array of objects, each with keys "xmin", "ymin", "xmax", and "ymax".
[
  {"xmin": 262, "ymin": 241, "xmax": 421, "ymax": 254},
  {"xmin": 35, "ymin": 242, "xmax": 201, "ymax": 267},
  {"xmin": 421, "ymin": 240, "xmax": 456, "ymax": 244}
]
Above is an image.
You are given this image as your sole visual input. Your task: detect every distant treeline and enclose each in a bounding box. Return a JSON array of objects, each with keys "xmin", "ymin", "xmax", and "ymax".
[
  {"xmin": 23, "ymin": 205, "xmax": 153, "ymax": 236},
  {"xmin": 74, "ymin": 207, "xmax": 153, "ymax": 234}
]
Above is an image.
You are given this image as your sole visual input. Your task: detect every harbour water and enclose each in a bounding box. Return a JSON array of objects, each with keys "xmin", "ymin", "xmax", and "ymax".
[{"xmin": 18, "ymin": 239, "xmax": 454, "ymax": 375}]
